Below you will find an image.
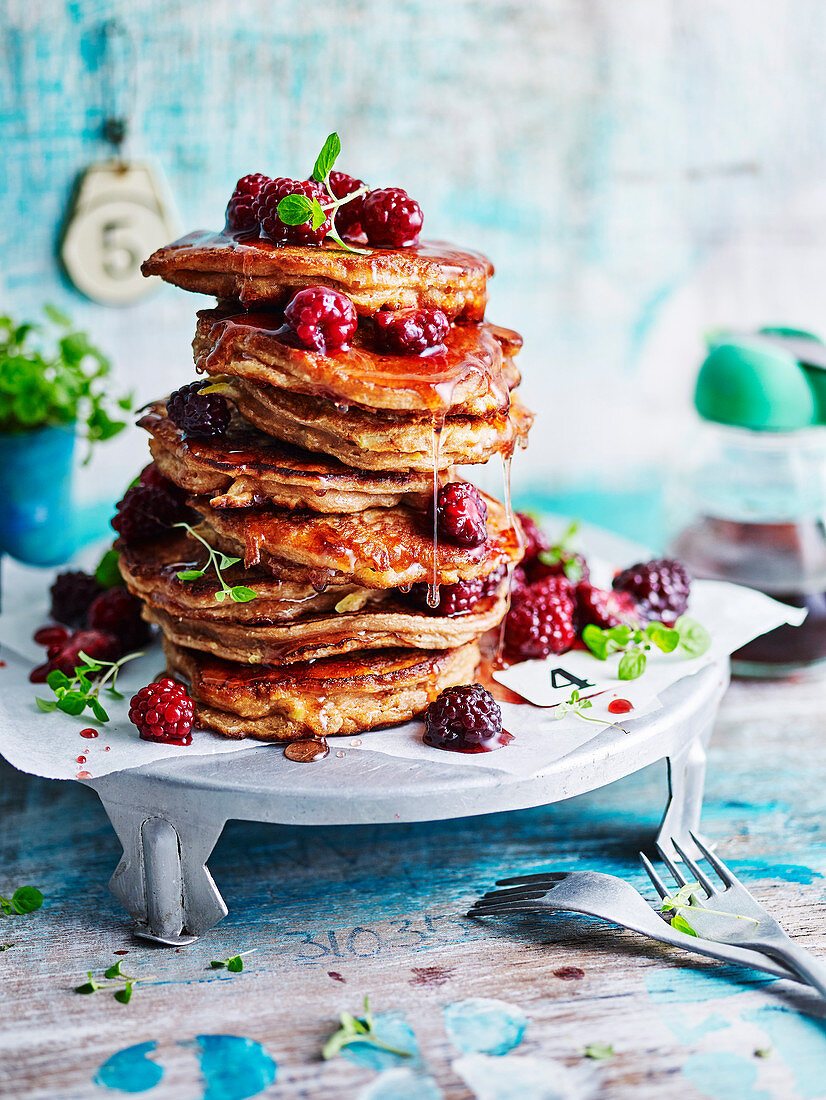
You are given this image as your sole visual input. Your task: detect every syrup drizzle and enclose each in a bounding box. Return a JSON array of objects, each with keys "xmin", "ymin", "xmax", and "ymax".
[{"xmin": 428, "ymin": 415, "xmax": 444, "ymax": 608}]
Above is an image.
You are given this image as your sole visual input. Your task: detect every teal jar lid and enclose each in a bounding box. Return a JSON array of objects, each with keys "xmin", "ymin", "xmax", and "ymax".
[{"xmin": 695, "ymin": 339, "xmax": 817, "ymax": 431}]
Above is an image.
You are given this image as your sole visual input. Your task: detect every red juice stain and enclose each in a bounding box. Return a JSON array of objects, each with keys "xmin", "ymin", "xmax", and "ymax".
[
  {"xmin": 76, "ymin": 770, "xmax": 91, "ymax": 779},
  {"xmin": 34, "ymin": 625, "xmax": 69, "ymax": 647},
  {"xmin": 104, "ymin": 746, "xmax": 111, "ymax": 751},
  {"xmin": 114, "ymin": 950, "xmax": 129, "ymax": 956},
  {"xmin": 328, "ymin": 971, "xmax": 346, "ymax": 983},
  {"xmin": 422, "ymin": 728, "xmax": 514, "ymax": 754},
  {"xmin": 554, "ymin": 966, "xmax": 586, "ymax": 981},
  {"xmin": 0, "ymin": 660, "xmax": 6, "ymax": 668},
  {"xmin": 608, "ymin": 698, "xmax": 633, "ymax": 714},
  {"xmin": 76, "ymin": 755, "xmax": 86, "ymax": 764},
  {"xmin": 80, "ymin": 728, "xmax": 99, "ymax": 739}
]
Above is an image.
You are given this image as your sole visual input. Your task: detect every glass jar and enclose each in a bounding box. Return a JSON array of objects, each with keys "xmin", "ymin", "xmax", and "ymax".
[{"xmin": 667, "ymin": 423, "xmax": 826, "ymax": 677}]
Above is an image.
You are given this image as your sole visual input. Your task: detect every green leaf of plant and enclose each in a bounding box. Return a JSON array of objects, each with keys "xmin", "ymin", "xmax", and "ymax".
[
  {"xmin": 214, "ymin": 590, "xmax": 227, "ymax": 603},
  {"xmin": 276, "ymin": 194, "xmax": 315, "ymax": 226},
  {"xmin": 57, "ymin": 692, "xmax": 88, "ymax": 716},
  {"xmin": 676, "ymin": 616, "xmax": 712, "ymax": 658},
  {"xmin": 618, "ymin": 648, "xmax": 647, "ymax": 680},
  {"xmin": 646, "ymin": 623, "xmax": 680, "ymax": 653},
  {"xmin": 584, "ymin": 1042, "xmax": 614, "ymax": 1060},
  {"xmin": 75, "ymin": 981, "xmax": 98, "ymax": 994},
  {"xmin": 10, "ymin": 887, "xmax": 43, "ymax": 914},
  {"xmin": 95, "ymin": 548, "xmax": 125, "ymax": 589},
  {"xmin": 90, "ymin": 698, "xmax": 110, "ymax": 723},
  {"xmin": 36, "ymin": 698, "xmax": 58, "ymax": 712},
  {"xmin": 226, "ymin": 955, "xmax": 244, "ymax": 972},
  {"xmin": 312, "ymin": 132, "xmax": 341, "ymax": 182},
  {"xmin": 670, "ymin": 912, "xmax": 698, "ymax": 937},
  {"xmin": 210, "ymin": 960, "xmax": 226, "ymax": 969},
  {"xmin": 114, "ymin": 982, "xmax": 133, "ymax": 1004},
  {"xmin": 310, "ymin": 198, "xmax": 327, "ymax": 231},
  {"xmin": 230, "ymin": 586, "xmax": 258, "ymax": 603},
  {"xmin": 43, "ymin": 303, "xmax": 71, "ymax": 326},
  {"xmin": 216, "ymin": 554, "xmax": 240, "ymax": 570},
  {"xmin": 581, "ymin": 624, "xmax": 610, "ymax": 660},
  {"xmin": 104, "ymin": 961, "xmax": 124, "ymax": 979},
  {"xmin": 177, "ymin": 569, "xmax": 206, "ymax": 581},
  {"xmin": 606, "ymin": 625, "xmax": 634, "ymax": 646},
  {"xmin": 46, "ymin": 669, "xmax": 71, "ymax": 691}
]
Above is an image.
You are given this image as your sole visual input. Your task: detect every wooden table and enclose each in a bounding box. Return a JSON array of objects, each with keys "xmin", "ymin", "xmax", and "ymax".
[{"xmin": 2, "ymin": 673, "xmax": 826, "ymax": 1099}]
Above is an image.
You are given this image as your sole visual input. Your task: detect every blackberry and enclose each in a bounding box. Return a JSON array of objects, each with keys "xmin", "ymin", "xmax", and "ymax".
[
  {"xmin": 576, "ymin": 583, "xmax": 640, "ymax": 631},
  {"xmin": 434, "ymin": 482, "xmax": 488, "ymax": 547},
  {"xmin": 374, "ymin": 308, "xmax": 449, "ymax": 356},
  {"xmin": 167, "ymin": 381, "xmax": 231, "ymax": 439},
  {"xmin": 612, "ymin": 559, "xmax": 691, "ymax": 624},
  {"xmin": 111, "ymin": 484, "xmax": 187, "ymax": 543},
  {"xmin": 49, "ymin": 571, "xmax": 103, "ymax": 627},
  {"xmin": 423, "ymin": 684, "xmax": 502, "ymax": 751},
  {"xmin": 87, "ymin": 588, "xmax": 151, "ymax": 652},
  {"xmin": 505, "ymin": 576, "xmax": 576, "ymax": 660},
  {"xmin": 283, "ymin": 286, "xmax": 358, "ymax": 353}
]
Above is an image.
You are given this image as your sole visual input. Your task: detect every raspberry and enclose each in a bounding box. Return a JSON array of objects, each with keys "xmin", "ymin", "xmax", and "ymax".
[
  {"xmin": 505, "ymin": 576, "xmax": 576, "ymax": 659},
  {"xmin": 167, "ymin": 381, "xmax": 231, "ymax": 439},
  {"xmin": 129, "ymin": 677, "xmax": 195, "ymax": 745},
  {"xmin": 329, "ymin": 171, "xmax": 366, "ymax": 241},
  {"xmin": 112, "ymin": 484, "xmax": 186, "ymax": 543},
  {"xmin": 510, "ymin": 565, "xmax": 528, "ymax": 601},
  {"xmin": 374, "ymin": 308, "xmax": 449, "ymax": 355},
  {"xmin": 283, "ymin": 286, "xmax": 358, "ymax": 353},
  {"xmin": 362, "ymin": 188, "xmax": 423, "ymax": 248},
  {"xmin": 225, "ymin": 173, "xmax": 270, "ymax": 233},
  {"xmin": 423, "ymin": 684, "xmax": 502, "ymax": 752},
  {"xmin": 612, "ymin": 559, "xmax": 691, "ymax": 624},
  {"xmin": 410, "ymin": 566, "xmax": 504, "ymax": 617},
  {"xmin": 516, "ymin": 513, "xmax": 550, "ymax": 562},
  {"xmin": 254, "ymin": 177, "xmax": 331, "ymax": 246},
  {"xmin": 87, "ymin": 588, "xmax": 151, "ymax": 652},
  {"xmin": 576, "ymin": 583, "xmax": 640, "ymax": 630},
  {"xmin": 434, "ymin": 482, "xmax": 488, "ymax": 547},
  {"xmin": 46, "ymin": 629, "xmax": 121, "ymax": 676},
  {"xmin": 49, "ymin": 571, "xmax": 103, "ymax": 627},
  {"xmin": 526, "ymin": 550, "xmax": 590, "ymax": 586}
]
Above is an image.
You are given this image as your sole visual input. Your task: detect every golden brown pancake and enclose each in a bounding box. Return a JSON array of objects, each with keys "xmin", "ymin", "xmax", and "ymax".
[
  {"xmin": 141, "ymin": 231, "xmax": 492, "ymax": 320},
  {"xmin": 140, "ymin": 405, "xmax": 431, "ymax": 512},
  {"xmin": 194, "ymin": 308, "xmax": 521, "ymax": 417},
  {"xmin": 222, "ymin": 378, "xmax": 534, "ymax": 473},
  {"xmin": 189, "ymin": 491, "xmax": 522, "ymax": 589},
  {"xmin": 164, "ymin": 636, "xmax": 480, "ymax": 740}
]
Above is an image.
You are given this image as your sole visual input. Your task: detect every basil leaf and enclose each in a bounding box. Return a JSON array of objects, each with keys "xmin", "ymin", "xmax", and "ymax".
[
  {"xmin": 676, "ymin": 616, "xmax": 711, "ymax": 658},
  {"xmin": 618, "ymin": 648, "xmax": 646, "ymax": 680},
  {"xmin": 276, "ymin": 194, "xmax": 314, "ymax": 226},
  {"xmin": 214, "ymin": 590, "xmax": 227, "ymax": 603},
  {"xmin": 75, "ymin": 981, "xmax": 98, "ymax": 994},
  {"xmin": 312, "ymin": 131, "xmax": 341, "ymax": 182}
]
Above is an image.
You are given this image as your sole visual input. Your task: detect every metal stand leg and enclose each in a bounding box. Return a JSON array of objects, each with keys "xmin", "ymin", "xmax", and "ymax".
[
  {"xmin": 99, "ymin": 798, "xmax": 228, "ymax": 945},
  {"xmin": 656, "ymin": 720, "xmax": 713, "ymax": 860}
]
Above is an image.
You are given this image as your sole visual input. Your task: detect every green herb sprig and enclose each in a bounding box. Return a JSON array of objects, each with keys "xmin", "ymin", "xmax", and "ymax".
[
  {"xmin": 75, "ymin": 959, "xmax": 154, "ymax": 1003},
  {"xmin": 36, "ymin": 650, "xmax": 144, "ymax": 723},
  {"xmin": 210, "ymin": 949, "xmax": 256, "ymax": 972},
  {"xmin": 276, "ymin": 133, "xmax": 370, "ymax": 256},
  {"xmin": 554, "ymin": 689, "xmax": 625, "ymax": 731},
  {"xmin": 659, "ymin": 880, "xmax": 759, "ymax": 937},
  {"xmin": 175, "ymin": 523, "xmax": 257, "ymax": 604},
  {"xmin": 537, "ymin": 521, "xmax": 585, "ymax": 583},
  {"xmin": 0, "ymin": 887, "xmax": 43, "ymax": 916},
  {"xmin": 582, "ymin": 616, "xmax": 711, "ymax": 681},
  {"xmin": 0, "ymin": 307, "xmax": 131, "ymax": 460},
  {"xmin": 322, "ymin": 996, "xmax": 413, "ymax": 1061},
  {"xmin": 584, "ymin": 1042, "xmax": 615, "ymax": 1060}
]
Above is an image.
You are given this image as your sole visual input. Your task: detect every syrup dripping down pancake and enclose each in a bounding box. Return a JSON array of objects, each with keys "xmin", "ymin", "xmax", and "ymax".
[
  {"xmin": 142, "ymin": 231, "xmax": 492, "ymax": 320},
  {"xmin": 164, "ymin": 636, "xmax": 481, "ymax": 740},
  {"xmin": 193, "ymin": 308, "xmax": 521, "ymax": 417},
  {"xmin": 189, "ymin": 491, "xmax": 523, "ymax": 590},
  {"xmin": 221, "ymin": 378, "xmax": 534, "ymax": 473},
  {"xmin": 140, "ymin": 405, "xmax": 431, "ymax": 512}
]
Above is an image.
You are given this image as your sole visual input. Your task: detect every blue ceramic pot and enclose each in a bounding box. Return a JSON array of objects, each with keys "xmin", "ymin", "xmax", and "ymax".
[{"xmin": 0, "ymin": 424, "xmax": 77, "ymax": 565}]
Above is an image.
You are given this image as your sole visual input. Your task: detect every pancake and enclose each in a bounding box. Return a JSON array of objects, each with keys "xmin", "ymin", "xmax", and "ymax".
[
  {"xmin": 142, "ymin": 231, "xmax": 492, "ymax": 320},
  {"xmin": 140, "ymin": 405, "xmax": 431, "ymax": 512},
  {"xmin": 194, "ymin": 308, "xmax": 521, "ymax": 417},
  {"xmin": 146, "ymin": 574, "xmax": 506, "ymax": 664},
  {"xmin": 164, "ymin": 636, "xmax": 481, "ymax": 740},
  {"xmin": 223, "ymin": 377, "xmax": 534, "ymax": 473},
  {"xmin": 190, "ymin": 491, "xmax": 522, "ymax": 590}
]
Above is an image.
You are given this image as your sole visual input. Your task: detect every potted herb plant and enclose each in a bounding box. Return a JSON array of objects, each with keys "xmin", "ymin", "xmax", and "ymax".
[{"xmin": 0, "ymin": 307, "xmax": 130, "ymax": 565}]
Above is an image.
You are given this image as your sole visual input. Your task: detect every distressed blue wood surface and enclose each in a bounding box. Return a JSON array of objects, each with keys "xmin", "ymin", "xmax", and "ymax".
[{"xmin": 2, "ymin": 675, "xmax": 826, "ymax": 1098}]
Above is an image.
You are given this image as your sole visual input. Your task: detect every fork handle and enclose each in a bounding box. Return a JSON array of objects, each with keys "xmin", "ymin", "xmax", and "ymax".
[{"xmin": 759, "ymin": 941, "xmax": 826, "ymax": 999}]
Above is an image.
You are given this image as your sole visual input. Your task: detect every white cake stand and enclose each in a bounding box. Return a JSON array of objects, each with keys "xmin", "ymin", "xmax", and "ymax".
[{"xmin": 85, "ymin": 660, "xmax": 728, "ymax": 945}]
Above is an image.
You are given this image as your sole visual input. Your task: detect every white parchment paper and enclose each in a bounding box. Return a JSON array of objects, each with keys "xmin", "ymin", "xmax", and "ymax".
[{"xmin": 0, "ymin": 553, "xmax": 805, "ymax": 782}]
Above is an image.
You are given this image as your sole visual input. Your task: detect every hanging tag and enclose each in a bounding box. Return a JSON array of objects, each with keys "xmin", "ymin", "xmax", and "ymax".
[{"xmin": 60, "ymin": 160, "xmax": 177, "ymax": 306}]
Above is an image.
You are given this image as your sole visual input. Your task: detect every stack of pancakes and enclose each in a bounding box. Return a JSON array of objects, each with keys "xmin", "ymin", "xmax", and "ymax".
[{"xmin": 127, "ymin": 230, "xmax": 533, "ymax": 742}]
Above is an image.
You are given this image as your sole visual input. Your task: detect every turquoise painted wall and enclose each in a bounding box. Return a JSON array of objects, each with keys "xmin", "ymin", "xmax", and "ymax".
[{"xmin": 4, "ymin": 0, "xmax": 826, "ymax": 548}]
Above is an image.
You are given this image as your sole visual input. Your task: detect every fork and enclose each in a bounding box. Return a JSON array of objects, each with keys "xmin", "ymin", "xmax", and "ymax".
[
  {"xmin": 641, "ymin": 831, "xmax": 826, "ymax": 998},
  {"xmin": 469, "ymin": 869, "xmax": 801, "ymax": 984}
]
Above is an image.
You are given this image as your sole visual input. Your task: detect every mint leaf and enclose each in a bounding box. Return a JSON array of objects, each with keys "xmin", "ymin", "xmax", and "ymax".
[
  {"xmin": 618, "ymin": 648, "xmax": 646, "ymax": 680},
  {"xmin": 582, "ymin": 624, "xmax": 610, "ymax": 660},
  {"xmin": 670, "ymin": 912, "xmax": 698, "ymax": 937},
  {"xmin": 312, "ymin": 132, "xmax": 341, "ymax": 183},
  {"xmin": 646, "ymin": 623, "xmax": 680, "ymax": 653},
  {"xmin": 57, "ymin": 692, "xmax": 88, "ymax": 716},
  {"xmin": 676, "ymin": 616, "xmax": 711, "ymax": 658},
  {"xmin": 230, "ymin": 586, "xmax": 258, "ymax": 603},
  {"xmin": 276, "ymin": 194, "xmax": 314, "ymax": 226},
  {"xmin": 310, "ymin": 198, "xmax": 327, "ymax": 231},
  {"xmin": 9, "ymin": 887, "xmax": 42, "ymax": 914},
  {"xmin": 176, "ymin": 569, "xmax": 206, "ymax": 581},
  {"xmin": 36, "ymin": 698, "xmax": 58, "ymax": 712},
  {"xmin": 46, "ymin": 670, "xmax": 71, "ymax": 691}
]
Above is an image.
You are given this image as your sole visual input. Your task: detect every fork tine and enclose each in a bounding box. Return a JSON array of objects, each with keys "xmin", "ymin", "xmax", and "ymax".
[
  {"xmin": 639, "ymin": 851, "xmax": 669, "ymax": 899},
  {"xmin": 688, "ymin": 831, "xmax": 738, "ymax": 888},
  {"xmin": 476, "ymin": 887, "xmax": 549, "ymax": 904},
  {"xmin": 671, "ymin": 837, "xmax": 716, "ymax": 896},
  {"xmin": 496, "ymin": 872, "xmax": 567, "ymax": 887},
  {"xmin": 467, "ymin": 901, "xmax": 544, "ymax": 918},
  {"xmin": 655, "ymin": 841, "xmax": 689, "ymax": 888}
]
